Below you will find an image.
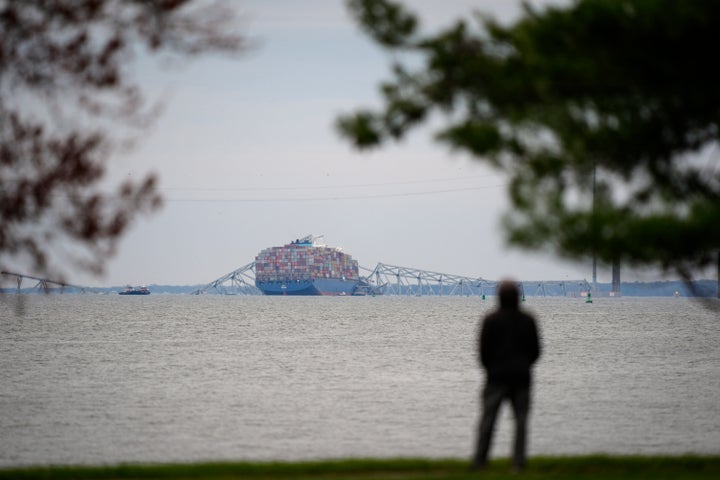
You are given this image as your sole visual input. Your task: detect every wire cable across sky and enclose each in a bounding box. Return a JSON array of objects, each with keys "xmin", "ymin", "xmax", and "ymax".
[{"xmin": 160, "ymin": 174, "xmax": 505, "ymax": 202}]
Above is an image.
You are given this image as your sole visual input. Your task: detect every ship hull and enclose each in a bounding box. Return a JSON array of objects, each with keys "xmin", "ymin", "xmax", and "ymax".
[{"xmin": 256, "ymin": 278, "xmax": 357, "ymax": 296}]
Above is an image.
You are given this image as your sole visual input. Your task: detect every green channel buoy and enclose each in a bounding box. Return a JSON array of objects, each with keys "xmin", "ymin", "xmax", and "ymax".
[
  {"xmin": 586, "ymin": 292, "xmax": 593, "ymax": 303},
  {"xmin": 482, "ymin": 294, "xmax": 486, "ymax": 301}
]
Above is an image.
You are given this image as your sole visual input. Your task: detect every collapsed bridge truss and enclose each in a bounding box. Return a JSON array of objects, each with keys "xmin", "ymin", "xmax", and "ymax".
[
  {"xmin": 1, "ymin": 271, "xmax": 96, "ymax": 293},
  {"xmin": 191, "ymin": 262, "xmax": 259, "ymax": 295},
  {"xmin": 192, "ymin": 261, "xmax": 591, "ymax": 297}
]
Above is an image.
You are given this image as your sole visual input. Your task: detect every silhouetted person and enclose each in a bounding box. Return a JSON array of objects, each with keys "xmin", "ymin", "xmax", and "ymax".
[{"xmin": 472, "ymin": 280, "xmax": 541, "ymax": 472}]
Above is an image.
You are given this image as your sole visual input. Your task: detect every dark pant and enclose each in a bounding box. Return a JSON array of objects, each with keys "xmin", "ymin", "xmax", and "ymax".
[{"xmin": 472, "ymin": 381, "xmax": 531, "ymax": 469}]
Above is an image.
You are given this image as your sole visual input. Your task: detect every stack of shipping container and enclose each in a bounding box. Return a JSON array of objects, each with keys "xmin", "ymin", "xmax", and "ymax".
[{"xmin": 255, "ymin": 243, "xmax": 359, "ymax": 282}]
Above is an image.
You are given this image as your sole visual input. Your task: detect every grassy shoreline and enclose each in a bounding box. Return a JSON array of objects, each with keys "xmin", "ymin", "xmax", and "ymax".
[{"xmin": 1, "ymin": 456, "xmax": 719, "ymax": 480}]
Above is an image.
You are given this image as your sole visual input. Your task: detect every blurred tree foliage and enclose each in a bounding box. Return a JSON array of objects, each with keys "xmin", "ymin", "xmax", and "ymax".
[
  {"xmin": 339, "ymin": 0, "xmax": 720, "ymax": 279},
  {"xmin": 0, "ymin": 0, "xmax": 244, "ymax": 280}
]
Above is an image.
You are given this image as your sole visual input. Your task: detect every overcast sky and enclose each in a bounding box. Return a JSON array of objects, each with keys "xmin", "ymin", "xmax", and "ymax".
[{"xmin": 74, "ymin": 0, "xmax": 618, "ymax": 287}]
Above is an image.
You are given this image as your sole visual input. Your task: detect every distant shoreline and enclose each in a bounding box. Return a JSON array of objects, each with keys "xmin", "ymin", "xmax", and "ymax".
[{"xmin": 2, "ymin": 279, "xmax": 718, "ymax": 297}]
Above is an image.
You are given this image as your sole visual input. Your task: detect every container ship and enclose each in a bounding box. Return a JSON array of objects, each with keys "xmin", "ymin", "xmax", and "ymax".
[{"xmin": 254, "ymin": 235, "xmax": 359, "ymax": 295}]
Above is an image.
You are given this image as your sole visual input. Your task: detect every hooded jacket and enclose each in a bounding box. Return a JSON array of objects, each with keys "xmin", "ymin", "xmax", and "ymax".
[{"xmin": 479, "ymin": 283, "xmax": 541, "ymax": 386}]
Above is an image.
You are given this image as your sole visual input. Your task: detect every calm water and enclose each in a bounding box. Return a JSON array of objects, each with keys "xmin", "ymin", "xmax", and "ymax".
[{"xmin": 1, "ymin": 295, "xmax": 719, "ymax": 466}]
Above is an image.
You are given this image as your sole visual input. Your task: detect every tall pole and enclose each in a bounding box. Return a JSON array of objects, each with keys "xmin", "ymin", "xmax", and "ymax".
[
  {"xmin": 592, "ymin": 162, "xmax": 598, "ymax": 292},
  {"xmin": 593, "ymin": 258, "xmax": 598, "ymax": 292},
  {"xmin": 612, "ymin": 260, "xmax": 621, "ymax": 296}
]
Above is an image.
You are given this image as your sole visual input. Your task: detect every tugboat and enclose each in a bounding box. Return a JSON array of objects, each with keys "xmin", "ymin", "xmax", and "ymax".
[{"xmin": 118, "ymin": 285, "xmax": 151, "ymax": 295}]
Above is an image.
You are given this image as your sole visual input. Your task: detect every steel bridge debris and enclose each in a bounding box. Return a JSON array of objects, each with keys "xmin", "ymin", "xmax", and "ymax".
[
  {"xmin": 192, "ymin": 261, "xmax": 591, "ymax": 297},
  {"xmin": 1, "ymin": 271, "xmax": 96, "ymax": 293},
  {"xmin": 366, "ymin": 263, "xmax": 495, "ymax": 296},
  {"xmin": 2, "ymin": 264, "xmax": 591, "ymax": 297},
  {"xmin": 191, "ymin": 262, "xmax": 260, "ymax": 295}
]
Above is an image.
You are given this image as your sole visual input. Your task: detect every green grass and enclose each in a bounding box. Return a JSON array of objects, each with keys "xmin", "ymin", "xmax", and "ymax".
[{"xmin": 1, "ymin": 456, "xmax": 719, "ymax": 480}]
